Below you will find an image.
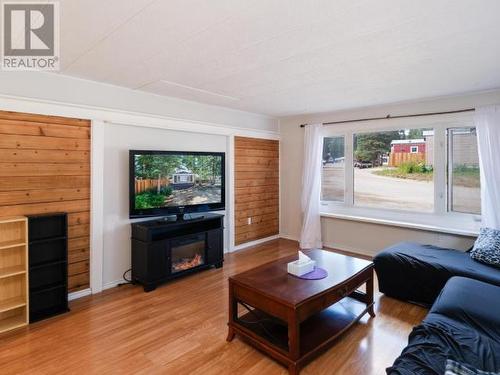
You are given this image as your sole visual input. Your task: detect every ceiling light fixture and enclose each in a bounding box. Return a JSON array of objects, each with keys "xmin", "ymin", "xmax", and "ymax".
[{"xmin": 159, "ymin": 80, "xmax": 240, "ymax": 101}]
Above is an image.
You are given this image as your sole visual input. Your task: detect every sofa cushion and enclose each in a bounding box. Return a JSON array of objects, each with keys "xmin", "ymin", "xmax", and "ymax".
[
  {"xmin": 387, "ymin": 277, "xmax": 500, "ymax": 375},
  {"xmin": 374, "ymin": 242, "xmax": 500, "ymax": 305},
  {"xmin": 470, "ymin": 228, "xmax": 500, "ymax": 268},
  {"xmin": 426, "ymin": 277, "xmax": 500, "ymax": 342}
]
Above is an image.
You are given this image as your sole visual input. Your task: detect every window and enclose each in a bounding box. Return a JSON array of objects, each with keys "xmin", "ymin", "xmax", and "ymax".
[
  {"xmin": 353, "ymin": 128, "xmax": 434, "ymax": 212},
  {"xmin": 321, "ymin": 120, "xmax": 481, "ymax": 220},
  {"xmin": 321, "ymin": 136, "xmax": 345, "ymax": 202},
  {"xmin": 448, "ymin": 127, "xmax": 481, "ymax": 214}
]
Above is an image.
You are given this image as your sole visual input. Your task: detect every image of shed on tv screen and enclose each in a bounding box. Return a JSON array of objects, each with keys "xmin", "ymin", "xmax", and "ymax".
[{"xmin": 133, "ymin": 154, "xmax": 223, "ymax": 209}]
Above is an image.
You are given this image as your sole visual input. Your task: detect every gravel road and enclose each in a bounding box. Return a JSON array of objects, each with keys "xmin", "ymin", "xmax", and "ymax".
[{"xmin": 322, "ymin": 166, "xmax": 480, "ymax": 213}]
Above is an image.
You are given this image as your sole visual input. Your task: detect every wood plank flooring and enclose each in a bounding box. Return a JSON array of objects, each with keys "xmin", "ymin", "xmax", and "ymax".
[{"xmin": 0, "ymin": 239, "xmax": 427, "ymax": 375}]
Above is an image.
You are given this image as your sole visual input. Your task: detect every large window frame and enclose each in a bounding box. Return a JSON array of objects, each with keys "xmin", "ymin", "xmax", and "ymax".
[{"xmin": 320, "ymin": 112, "xmax": 481, "ymax": 235}]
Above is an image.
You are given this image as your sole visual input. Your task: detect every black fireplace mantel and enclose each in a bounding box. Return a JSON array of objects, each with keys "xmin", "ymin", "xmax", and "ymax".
[{"xmin": 131, "ymin": 213, "xmax": 224, "ymax": 292}]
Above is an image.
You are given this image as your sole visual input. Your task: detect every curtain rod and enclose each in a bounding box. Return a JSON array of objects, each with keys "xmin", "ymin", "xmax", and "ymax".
[{"xmin": 299, "ymin": 108, "xmax": 475, "ymax": 128}]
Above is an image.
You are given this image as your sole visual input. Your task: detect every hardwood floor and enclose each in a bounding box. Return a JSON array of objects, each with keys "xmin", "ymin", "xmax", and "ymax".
[{"xmin": 0, "ymin": 239, "xmax": 427, "ymax": 374}]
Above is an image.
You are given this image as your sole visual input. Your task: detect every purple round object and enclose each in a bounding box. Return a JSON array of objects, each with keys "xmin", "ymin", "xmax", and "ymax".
[{"xmin": 295, "ymin": 266, "xmax": 328, "ymax": 280}]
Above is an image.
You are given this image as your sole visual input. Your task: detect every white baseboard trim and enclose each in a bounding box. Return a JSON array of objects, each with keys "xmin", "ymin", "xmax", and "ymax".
[
  {"xmin": 67, "ymin": 280, "xmax": 126, "ymax": 300},
  {"xmin": 68, "ymin": 288, "xmax": 92, "ymax": 301},
  {"xmin": 103, "ymin": 279, "xmax": 124, "ymax": 291},
  {"xmin": 232, "ymin": 235, "xmax": 280, "ymax": 252},
  {"xmin": 322, "ymin": 241, "xmax": 376, "ymax": 258},
  {"xmin": 279, "ymin": 233, "xmax": 299, "ymax": 242},
  {"xmin": 277, "ymin": 235, "xmax": 374, "ymax": 258}
]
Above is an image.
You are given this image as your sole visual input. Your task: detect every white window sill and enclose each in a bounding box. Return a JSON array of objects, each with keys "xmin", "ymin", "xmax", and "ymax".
[{"xmin": 320, "ymin": 205, "xmax": 480, "ymax": 237}]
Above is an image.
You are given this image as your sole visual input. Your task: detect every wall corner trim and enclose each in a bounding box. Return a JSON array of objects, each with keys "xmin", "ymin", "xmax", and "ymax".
[{"xmin": 90, "ymin": 119, "xmax": 105, "ymax": 294}]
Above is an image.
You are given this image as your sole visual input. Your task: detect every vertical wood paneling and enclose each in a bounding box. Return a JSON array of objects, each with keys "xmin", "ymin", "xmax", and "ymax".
[
  {"xmin": 0, "ymin": 111, "xmax": 91, "ymax": 292},
  {"xmin": 234, "ymin": 137, "xmax": 279, "ymax": 245}
]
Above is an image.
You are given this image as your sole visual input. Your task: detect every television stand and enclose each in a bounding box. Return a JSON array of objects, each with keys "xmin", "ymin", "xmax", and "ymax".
[
  {"xmin": 176, "ymin": 213, "xmax": 204, "ymax": 221},
  {"xmin": 155, "ymin": 213, "xmax": 205, "ymax": 223},
  {"xmin": 131, "ymin": 213, "xmax": 224, "ymax": 292}
]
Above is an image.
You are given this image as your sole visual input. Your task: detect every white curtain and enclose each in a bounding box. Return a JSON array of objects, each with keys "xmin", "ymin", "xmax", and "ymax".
[
  {"xmin": 300, "ymin": 123, "xmax": 324, "ymax": 249},
  {"xmin": 475, "ymin": 105, "xmax": 500, "ymax": 230}
]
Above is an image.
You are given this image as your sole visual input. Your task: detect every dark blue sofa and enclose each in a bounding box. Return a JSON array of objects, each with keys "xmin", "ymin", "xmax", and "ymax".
[
  {"xmin": 387, "ymin": 277, "xmax": 500, "ymax": 374},
  {"xmin": 374, "ymin": 241, "xmax": 500, "ymax": 306}
]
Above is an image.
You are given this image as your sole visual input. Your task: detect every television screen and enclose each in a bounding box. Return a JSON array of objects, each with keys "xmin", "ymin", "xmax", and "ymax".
[{"xmin": 129, "ymin": 150, "xmax": 225, "ymax": 218}]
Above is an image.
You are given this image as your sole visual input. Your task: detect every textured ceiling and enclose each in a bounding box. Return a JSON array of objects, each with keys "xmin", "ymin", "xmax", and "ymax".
[{"xmin": 56, "ymin": 0, "xmax": 500, "ymax": 116}]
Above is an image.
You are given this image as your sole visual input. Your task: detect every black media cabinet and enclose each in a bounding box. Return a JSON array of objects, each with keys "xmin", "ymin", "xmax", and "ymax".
[
  {"xmin": 131, "ymin": 213, "xmax": 224, "ymax": 292},
  {"xmin": 28, "ymin": 213, "xmax": 70, "ymax": 322}
]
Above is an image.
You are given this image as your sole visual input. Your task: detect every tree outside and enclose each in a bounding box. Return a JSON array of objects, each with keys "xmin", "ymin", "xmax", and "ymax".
[{"xmin": 354, "ymin": 130, "xmax": 401, "ymax": 164}]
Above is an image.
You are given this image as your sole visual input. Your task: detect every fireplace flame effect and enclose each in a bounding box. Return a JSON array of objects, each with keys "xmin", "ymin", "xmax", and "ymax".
[{"xmin": 173, "ymin": 254, "xmax": 203, "ymax": 272}]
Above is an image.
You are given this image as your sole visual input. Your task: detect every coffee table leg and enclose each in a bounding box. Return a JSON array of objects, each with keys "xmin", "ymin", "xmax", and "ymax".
[
  {"xmin": 226, "ymin": 328, "xmax": 235, "ymax": 342},
  {"xmin": 367, "ymin": 273, "xmax": 375, "ymax": 318},
  {"xmin": 227, "ymin": 282, "xmax": 236, "ymax": 342},
  {"xmin": 288, "ymin": 313, "xmax": 300, "ymax": 374}
]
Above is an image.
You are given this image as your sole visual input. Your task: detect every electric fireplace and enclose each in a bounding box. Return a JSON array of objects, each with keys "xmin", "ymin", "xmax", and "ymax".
[
  {"xmin": 171, "ymin": 234, "xmax": 205, "ymax": 273},
  {"xmin": 131, "ymin": 213, "xmax": 224, "ymax": 292}
]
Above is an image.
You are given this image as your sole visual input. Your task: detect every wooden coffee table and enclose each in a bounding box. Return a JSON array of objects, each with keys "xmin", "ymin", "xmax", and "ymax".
[{"xmin": 226, "ymin": 249, "xmax": 375, "ymax": 375}]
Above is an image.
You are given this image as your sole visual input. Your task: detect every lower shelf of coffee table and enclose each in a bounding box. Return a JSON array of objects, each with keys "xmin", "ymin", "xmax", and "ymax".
[{"xmin": 236, "ymin": 297, "xmax": 368, "ymax": 356}]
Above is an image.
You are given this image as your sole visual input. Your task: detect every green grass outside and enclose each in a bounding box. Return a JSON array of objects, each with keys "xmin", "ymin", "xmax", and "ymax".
[
  {"xmin": 374, "ymin": 168, "xmax": 433, "ymax": 182},
  {"xmin": 373, "ymin": 162, "xmax": 480, "ymax": 187},
  {"xmin": 373, "ymin": 161, "xmax": 433, "ymax": 182}
]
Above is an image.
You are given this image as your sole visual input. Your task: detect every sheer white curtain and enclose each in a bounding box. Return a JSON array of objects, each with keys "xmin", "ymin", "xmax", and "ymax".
[
  {"xmin": 475, "ymin": 105, "xmax": 500, "ymax": 230},
  {"xmin": 300, "ymin": 123, "xmax": 324, "ymax": 249}
]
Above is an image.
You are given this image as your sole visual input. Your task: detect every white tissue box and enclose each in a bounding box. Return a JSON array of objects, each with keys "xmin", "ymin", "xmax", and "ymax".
[{"xmin": 287, "ymin": 259, "xmax": 315, "ymax": 277}]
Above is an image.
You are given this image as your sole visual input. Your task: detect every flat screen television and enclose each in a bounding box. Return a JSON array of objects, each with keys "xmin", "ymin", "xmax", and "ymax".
[{"xmin": 129, "ymin": 150, "xmax": 225, "ymax": 219}]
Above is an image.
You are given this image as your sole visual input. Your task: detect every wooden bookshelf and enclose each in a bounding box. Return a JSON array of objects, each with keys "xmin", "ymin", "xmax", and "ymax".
[{"xmin": 0, "ymin": 216, "xmax": 28, "ymax": 333}]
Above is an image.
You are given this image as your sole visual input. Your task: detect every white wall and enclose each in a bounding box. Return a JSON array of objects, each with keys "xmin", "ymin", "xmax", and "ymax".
[
  {"xmin": 0, "ymin": 71, "xmax": 279, "ymax": 297},
  {"xmin": 280, "ymin": 89, "xmax": 500, "ymax": 256},
  {"xmin": 0, "ymin": 71, "xmax": 278, "ymax": 132},
  {"xmin": 321, "ymin": 218, "xmax": 476, "ymax": 257},
  {"xmin": 102, "ymin": 124, "xmax": 228, "ymax": 288}
]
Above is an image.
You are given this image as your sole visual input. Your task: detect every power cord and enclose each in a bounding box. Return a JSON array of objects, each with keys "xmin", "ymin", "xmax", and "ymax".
[{"xmin": 118, "ymin": 268, "xmax": 132, "ymax": 286}]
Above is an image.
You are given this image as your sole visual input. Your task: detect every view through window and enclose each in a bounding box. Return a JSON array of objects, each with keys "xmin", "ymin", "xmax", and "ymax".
[
  {"xmin": 448, "ymin": 128, "xmax": 481, "ymax": 214},
  {"xmin": 321, "ymin": 136, "xmax": 345, "ymax": 202},
  {"xmin": 353, "ymin": 128, "xmax": 434, "ymax": 212},
  {"xmin": 321, "ymin": 126, "xmax": 482, "ymax": 217}
]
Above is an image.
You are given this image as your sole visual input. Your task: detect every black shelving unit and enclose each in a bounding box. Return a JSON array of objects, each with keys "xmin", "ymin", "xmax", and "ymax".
[{"xmin": 28, "ymin": 213, "xmax": 69, "ymax": 322}]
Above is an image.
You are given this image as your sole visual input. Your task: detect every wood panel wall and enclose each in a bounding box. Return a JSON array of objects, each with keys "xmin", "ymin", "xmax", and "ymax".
[
  {"xmin": 0, "ymin": 110, "xmax": 91, "ymax": 292},
  {"xmin": 234, "ymin": 137, "xmax": 279, "ymax": 245}
]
